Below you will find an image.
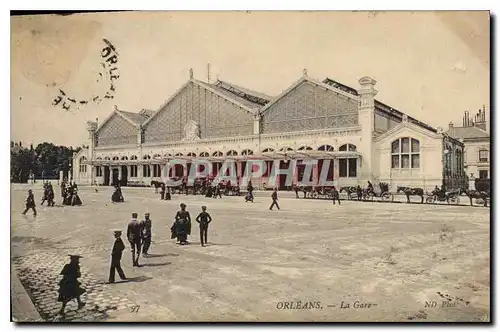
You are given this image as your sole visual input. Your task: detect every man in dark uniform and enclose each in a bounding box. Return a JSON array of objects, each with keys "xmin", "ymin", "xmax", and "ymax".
[
  {"xmin": 22, "ymin": 189, "xmax": 37, "ymax": 217},
  {"xmin": 141, "ymin": 213, "xmax": 152, "ymax": 257},
  {"xmin": 47, "ymin": 182, "xmax": 55, "ymax": 207},
  {"xmin": 269, "ymin": 188, "xmax": 280, "ymax": 210},
  {"xmin": 196, "ymin": 206, "xmax": 212, "ymax": 247},
  {"xmin": 127, "ymin": 213, "xmax": 142, "ymax": 266},
  {"xmin": 331, "ymin": 186, "xmax": 341, "ymax": 205},
  {"xmin": 160, "ymin": 183, "xmax": 166, "ymax": 200},
  {"xmin": 40, "ymin": 182, "xmax": 49, "ymax": 206},
  {"xmin": 356, "ymin": 185, "xmax": 363, "ymax": 201},
  {"xmin": 108, "ymin": 230, "xmax": 127, "ymax": 283}
]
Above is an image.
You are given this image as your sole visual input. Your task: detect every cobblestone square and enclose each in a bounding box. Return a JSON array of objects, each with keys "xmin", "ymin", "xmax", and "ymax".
[{"xmin": 11, "ymin": 184, "xmax": 490, "ymax": 322}]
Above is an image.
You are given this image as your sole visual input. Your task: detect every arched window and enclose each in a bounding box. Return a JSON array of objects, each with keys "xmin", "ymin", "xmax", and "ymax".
[
  {"xmin": 298, "ymin": 146, "xmax": 313, "ymax": 151},
  {"xmin": 479, "ymin": 148, "xmax": 489, "ymax": 163},
  {"xmin": 130, "ymin": 155, "xmax": 138, "ymax": 160},
  {"xmin": 262, "ymin": 148, "xmax": 275, "ymax": 153},
  {"xmin": 112, "ymin": 156, "xmax": 119, "ymax": 161},
  {"xmin": 79, "ymin": 157, "xmax": 87, "ymax": 173},
  {"xmin": 339, "ymin": 144, "xmax": 357, "ymax": 152},
  {"xmin": 104, "ymin": 156, "xmax": 110, "ymax": 160},
  {"xmin": 213, "ymin": 151, "xmax": 223, "ymax": 157},
  {"xmin": 199, "ymin": 152, "xmax": 209, "ymax": 157},
  {"xmin": 279, "ymin": 147, "xmax": 293, "ymax": 152},
  {"xmin": 175, "ymin": 152, "xmax": 183, "ymax": 157},
  {"xmin": 96, "ymin": 157, "xmax": 102, "ymax": 160},
  {"xmin": 391, "ymin": 137, "xmax": 420, "ymax": 169},
  {"xmin": 318, "ymin": 145, "xmax": 334, "ymax": 152},
  {"xmin": 163, "ymin": 153, "xmax": 171, "ymax": 158},
  {"xmin": 242, "ymin": 149, "xmax": 254, "ymax": 156},
  {"xmin": 153, "ymin": 154, "xmax": 161, "ymax": 159},
  {"xmin": 143, "ymin": 155, "xmax": 151, "ymax": 160},
  {"xmin": 227, "ymin": 150, "xmax": 238, "ymax": 156},
  {"xmin": 187, "ymin": 152, "xmax": 196, "ymax": 157},
  {"xmin": 121, "ymin": 156, "xmax": 128, "ymax": 160}
]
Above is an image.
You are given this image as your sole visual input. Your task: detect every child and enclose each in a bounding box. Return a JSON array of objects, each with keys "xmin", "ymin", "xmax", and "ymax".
[{"xmin": 195, "ymin": 206, "xmax": 212, "ymax": 247}]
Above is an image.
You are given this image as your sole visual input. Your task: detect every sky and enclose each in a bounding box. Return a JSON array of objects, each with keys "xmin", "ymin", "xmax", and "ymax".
[{"xmin": 10, "ymin": 11, "xmax": 490, "ymax": 147}]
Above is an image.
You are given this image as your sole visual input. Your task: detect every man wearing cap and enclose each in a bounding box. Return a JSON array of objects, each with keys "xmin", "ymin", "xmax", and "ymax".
[
  {"xmin": 141, "ymin": 213, "xmax": 152, "ymax": 257},
  {"xmin": 127, "ymin": 213, "xmax": 142, "ymax": 266},
  {"xmin": 108, "ymin": 230, "xmax": 127, "ymax": 283},
  {"xmin": 22, "ymin": 189, "xmax": 37, "ymax": 217},
  {"xmin": 195, "ymin": 206, "xmax": 212, "ymax": 247}
]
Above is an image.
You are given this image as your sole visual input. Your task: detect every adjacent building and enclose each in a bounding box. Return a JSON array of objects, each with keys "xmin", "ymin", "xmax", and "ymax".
[
  {"xmin": 447, "ymin": 107, "xmax": 490, "ymax": 189},
  {"xmin": 73, "ymin": 69, "xmax": 465, "ymax": 191}
]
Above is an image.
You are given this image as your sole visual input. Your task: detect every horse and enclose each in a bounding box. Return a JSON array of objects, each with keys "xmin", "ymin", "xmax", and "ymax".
[
  {"xmin": 397, "ymin": 186, "xmax": 424, "ymax": 204},
  {"xmin": 150, "ymin": 180, "xmax": 163, "ymax": 194},
  {"xmin": 460, "ymin": 188, "xmax": 489, "ymax": 207}
]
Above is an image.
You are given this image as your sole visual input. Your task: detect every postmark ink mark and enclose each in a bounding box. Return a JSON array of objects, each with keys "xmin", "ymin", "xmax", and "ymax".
[{"xmin": 51, "ymin": 38, "xmax": 120, "ymax": 112}]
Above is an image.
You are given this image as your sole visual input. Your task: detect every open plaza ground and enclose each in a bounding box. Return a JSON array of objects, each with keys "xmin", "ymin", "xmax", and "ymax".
[{"xmin": 11, "ymin": 183, "xmax": 490, "ymax": 322}]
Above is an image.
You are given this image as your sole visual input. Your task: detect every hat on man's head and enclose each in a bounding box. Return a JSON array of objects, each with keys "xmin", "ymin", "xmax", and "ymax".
[
  {"xmin": 132, "ymin": 213, "xmax": 138, "ymax": 218},
  {"xmin": 114, "ymin": 230, "xmax": 122, "ymax": 235},
  {"xmin": 145, "ymin": 213, "xmax": 150, "ymax": 217},
  {"xmin": 180, "ymin": 203, "xmax": 186, "ymax": 208},
  {"xmin": 68, "ymin": 254, "xmax": 82, "ymax": 260}
]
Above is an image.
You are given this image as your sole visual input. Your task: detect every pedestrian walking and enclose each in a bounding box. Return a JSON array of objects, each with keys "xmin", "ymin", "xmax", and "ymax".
[
  {"xmin": 331, "ymin": 186, "xmax": 341, "ymax": 205},
  {"xmin": 127, "ymin": 213, "xmax": 142, "ymax": 266},
  {"xmin": 22, "ymin": 189, "xmax": 37, "ymax": 217},
  {"xmin": 57, "ymin": 255, "xmax": 86, "ymax": 316},
  {"xmin": 141, "ymin": 213, "xmax": 152, "ymax": 256},
  {"xmin": 269, "ymin": 188, "xmax": 280, "ymax": 210},
  {"xmin": 196, "ymin": 206, "xmax": 212, "ymax": 246},
  {"xmin": 108, "ymin": 230, "xmax": 127, "ymax": 283}
]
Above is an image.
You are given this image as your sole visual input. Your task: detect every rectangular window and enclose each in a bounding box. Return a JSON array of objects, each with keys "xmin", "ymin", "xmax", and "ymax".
[
  {"xmin": 401, "ymin": 138, "xmax": 410, "ymax": 153},
  {"xmin": 401, "ymin": 154, "xmax": 410, "ymax": 168},
  {"xmin": 339, "ymin": 159, "xmax": 347, "ymax": 178},
  {"xmin": 411, "ymin": 154, "xmax": 420, "ymax": 168},
  {"xmin": 130, "ymin": 165, "xmax": 138, "ymax": 177},
  {"xmin": 479, "ymin": 170, "xmax": 488, "ymax": 179},
  {"xmin": 143, "ymin": 165, "xmax": 151, "ymax": 177},
  {"xmin": 391, "ymin": 155, "xmax": 399, "ymax": 168},
  {"xmin": 391, "ymin": 140, "xmax": 399, "ymax": 154},
  {"xmin": 411, "ymin": 139, "xmax": 420, "ymax": 152},
  {"xmin": 96, "ymin": 166, "xmax": 102, "ymax": 177},
  {"xmin": 348, "ymin": 158, "xmax": 357, "ymax": 177},
  {"xmin": 479, "ymin": 150, "xmax": 489, "ymax": 163}
]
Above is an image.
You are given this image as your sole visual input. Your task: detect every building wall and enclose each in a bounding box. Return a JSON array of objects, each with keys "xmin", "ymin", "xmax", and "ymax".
[
  {"xmin": 463, "ymin": 139, "xmax": 490, "ymax": 179},
  {"xmin": 374, "ymin": 126, "xmax": 444, "ymax": 192}
]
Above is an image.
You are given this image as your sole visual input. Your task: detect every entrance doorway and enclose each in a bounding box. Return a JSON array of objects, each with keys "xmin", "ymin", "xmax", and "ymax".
[
  {"xmin": 112, "ymin": 168, "xmax": 119, "ymax": 186},
  {"xmin": 104, "ymin": 166, "xmax": 110, "ymax": 186},
  {"xmin": 121, "ymin": 166, "xmax": 128, "ymax": 186}
]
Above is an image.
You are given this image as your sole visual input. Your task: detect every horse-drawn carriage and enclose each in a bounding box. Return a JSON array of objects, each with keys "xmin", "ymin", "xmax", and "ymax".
[
  {"xmin": 340, "ymin": 182, "xmax": 393, "ymax": 201},
  {"xmin": 424, "ymin": 187, "xmax": 460, "ymax": 205}
]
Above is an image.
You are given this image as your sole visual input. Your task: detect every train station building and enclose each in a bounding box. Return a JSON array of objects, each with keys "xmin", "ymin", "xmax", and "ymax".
[{"xmin": 73, "ymin": 69, "xmax": 465, "ymax": 191}]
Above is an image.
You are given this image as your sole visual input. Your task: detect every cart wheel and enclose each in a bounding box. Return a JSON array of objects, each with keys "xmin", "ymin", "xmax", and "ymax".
[
  {"xmin": 381, "ymin": 193, "xmax": 389, "ymax": 201},
  {"xmin": 426, "ymin": 197, "xmax": 434, "ymax": 204}
]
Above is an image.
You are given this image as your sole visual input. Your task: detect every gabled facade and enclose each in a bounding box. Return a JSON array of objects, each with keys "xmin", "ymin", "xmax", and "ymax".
[{"xmin": 73, "ymin": 69, "xmax": 465, "ymax": 192}]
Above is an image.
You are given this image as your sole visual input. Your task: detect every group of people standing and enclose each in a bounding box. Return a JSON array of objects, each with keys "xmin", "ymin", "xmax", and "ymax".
[
  {"xmin": 61, "ymin": 180, "xmax": 83, "ymax": 206},
  {"xmin": 40, "ymin": 181, "xmax": 55, "ymax": 207},
  {"xmin": 170, "ymin": 203, "xmax": 213, "ymax": 247}
]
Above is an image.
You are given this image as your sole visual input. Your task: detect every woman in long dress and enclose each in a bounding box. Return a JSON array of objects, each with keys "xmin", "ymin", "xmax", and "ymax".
[
  {"xmin": 57, "ymin": 255, "xmax": 86, "ymax": 316},
  {"xmin": 173, "ymin": 203, "xmax": 191, "ymax": 245},
  {"xmin": 71, "ymin": 184, "xmax": 83, "ymax": 206}
]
